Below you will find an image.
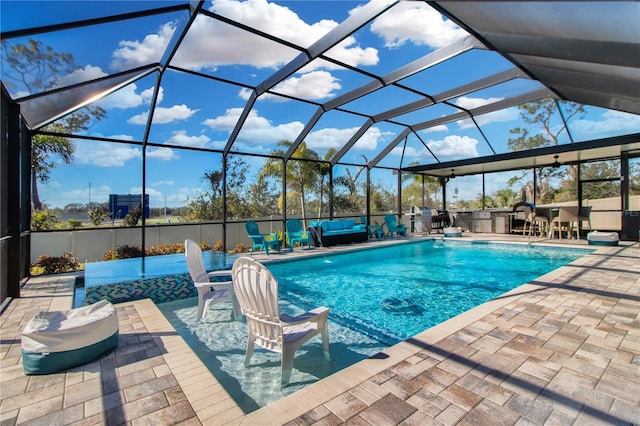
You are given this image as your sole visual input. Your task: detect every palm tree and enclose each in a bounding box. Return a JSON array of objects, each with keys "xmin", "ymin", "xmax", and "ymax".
[
  {"xmin": 317, "ymin": 148, "xmax": 337, "ymax": 219},
  {"xmin": 259, "ymin": 140, "xmax": 321, "ymax": 226}
]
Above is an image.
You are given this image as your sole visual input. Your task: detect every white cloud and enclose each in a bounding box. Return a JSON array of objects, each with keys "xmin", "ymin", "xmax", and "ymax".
[
  {"xmin": 422, "ymin": 124, "xmax": 449, "ymax": 133},
  {"xmin": 111, "ymin": 22, "xmax": 174, "ymax": 70},
  {"xmin": 60, "ymin": 185, "xmax": 112, "ymax": 206},
  {"xmin": 151, "ymin": 180, "xmax": 174, "ymax": 187},
  {"xmin": 202, "ymin": 108, "xmax": 303, "ymax": 144},
  {"xmin": 97, "ymin": 85, "xmax": 162, "ymax": 110},
  {"xmin": 391, "ymin": 145, "xmax": 433, "ymax": 161},
  {"xmin": 127, "ymin": 104, "xmax": 198, "ymax": 125},
  {"xmin": 454, "ymin": 96, "xmax": 518, "ymax": 129},
  {"xmin": 87, "ymin": 133, "xmax": 134, "ymax": 141},
  {"xmin": 571, "ymin": 110, "xmax": 640, "ymax": 140},
  {"xmin": 129, "ymin": 187, "xmax": 163, "ymax": 206},
  {"xmin": 165, "ymin": 130, "xmax": 212, "ymax": 148},
  {"xmin": 427, "ymin": 135, "xmax": 479, "ymax": 159},
  {"xmin": 211, "ymin": 0, "xmax": 336, "ymax": 47},
  {"xmin": 147, "ymin": 147, "xmax": 178, "ymax": 161},
  {"xmin": 53, "ymin": 65, "xmax": 107, "ymax": 88},
  {"xmin": 73, "ymin": 141, "xmax": 141, "ymax": 167},
  {"xmin": 127, "ymin": 186, "xmax": 195, "ymax": 208},
  {"xmin": 305, "ymin": 127, "xmax": 360, "ymax": 151},
  {"xmin": 244, "ymin": 71, "xmax": 342, "ymax": 101},
  {"xmin": 353, "ymin": 127, "xmax": 385, "ymax": 151},
  {"xmin": 110, "ymin": 0, "xmax": 378, "ymax": 73},
  {"xmin": 300, "ymin": 126, "xmax": 387, "ymax": 153},
  {"xmin": 369, "ymin": 2, "xmax": 467, "ymax": 49},
  {"xmin": 456, "ymin": 96, "xmax": 503, "ymax": 110}
]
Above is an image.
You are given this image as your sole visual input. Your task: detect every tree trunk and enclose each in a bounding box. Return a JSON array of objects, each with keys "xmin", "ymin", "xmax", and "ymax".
[
  {"xmin": 300, "ymin": 190, "xmax": 306, "ymax": 228},
  {"xmin": 31, "ymin": 169, "xmax": 42, "ymax": 211},
  {"xmin": 318, "ymin": 177, "xmax": 325, "ymax": 220}
]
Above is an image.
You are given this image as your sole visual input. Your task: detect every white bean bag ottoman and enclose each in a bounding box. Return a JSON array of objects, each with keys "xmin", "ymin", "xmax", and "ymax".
[
  {"xmin": 443, "ymin": 226, "xmax": 463, "ymax": 237},
  {"xmin": 22, "ymin": 300, "xmax": 119, "ymax": 375},
  {"xmin": 587, "ymin": 231, "xmax": 619, "ymax": 246}
]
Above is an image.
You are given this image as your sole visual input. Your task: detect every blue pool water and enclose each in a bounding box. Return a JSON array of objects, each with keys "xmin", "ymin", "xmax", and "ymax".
[
  {"xmin": 266, "ymin": 240, "xmax": 590, "ymax": 344},
  {"xmin": 158, "ymin": 239, "xmax": 592, "ymax": 412}
]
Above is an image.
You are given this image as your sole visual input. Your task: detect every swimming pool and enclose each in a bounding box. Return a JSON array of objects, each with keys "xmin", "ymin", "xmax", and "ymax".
[{"xmin": 158, "ymin": 239, "xmax": 591, "ymax": 412}]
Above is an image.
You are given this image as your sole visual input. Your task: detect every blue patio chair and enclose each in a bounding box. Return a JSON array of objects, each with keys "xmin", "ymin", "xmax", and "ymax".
[
  {"xmin": 384, "ymin": 214, "xmax": 407, "ymax": 237},
  {"xmin": 245, "ymin": 221, "xmax": 281, "ymax": 255},
  {"xmin": 361, "ymin": 216, "xmax": 385, "ymax": 239},
  {"xmin": 285, "ymin": 219, "xmax": 312, "ymax": 250}
]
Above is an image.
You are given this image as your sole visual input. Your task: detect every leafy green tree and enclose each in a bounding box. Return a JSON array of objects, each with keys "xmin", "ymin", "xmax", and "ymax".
[
  {"xmin": 259, "ymin": 141, "xmax": 321, "ymax": 225},
  {"xmin": 333, "ymin": 156, "xmax": 368, "ymax": 214},
  {"xmin": 31, "ymin": 210, "xmax": 58, "ymax": 231},
  {"xmin": 122, "ymin": 206, "xmax": 142, "ymax": 226},
  {"xmin": 63, "ymin": 203, "xmax": 86, "ymax": 213},
  {"xmin": 89, "ymin": 206, "xmax": 109, "ymax": 227},
  {"xmin": 183, "ymin": 156, "xmax": 249, "ymax": 221},
  {"xmin": 507, "ymin": 97, "xmax": 585, "ymax": 203},
  {"xmin": 2, "ymin": 40, "xmax": 106, "ymax": 211},
  {"xmin": 225, "ymin": 156, "xmax": 251, "ymax": 219},
  {"xmin": 369, "ymin": 180, "xmax": 396, "ymax": 213},
  {"xmin": 493, "ymin": 188, "xmax": 519, "ymax": 208},
  {"xmin": 246, "ymin": 176, "xmax": 280, "ymax": 218},
  {"xmin": 401, "ymin": 168, "xmax": 440, "ymax": 209},
  {"xmin": 630, "ymin": 160, "xmax": 640, "ymax": 196}
]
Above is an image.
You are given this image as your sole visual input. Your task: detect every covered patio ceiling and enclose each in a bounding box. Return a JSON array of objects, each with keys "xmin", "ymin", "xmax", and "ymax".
[{"xmin": 2, "ymin": 1, "xmax": 639, "ymax": 178}]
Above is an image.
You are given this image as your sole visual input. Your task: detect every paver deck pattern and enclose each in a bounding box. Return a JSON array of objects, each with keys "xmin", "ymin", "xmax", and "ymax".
[{"xmin": 1, "ymin": 236, "xmax": 638, "ymax": 425}]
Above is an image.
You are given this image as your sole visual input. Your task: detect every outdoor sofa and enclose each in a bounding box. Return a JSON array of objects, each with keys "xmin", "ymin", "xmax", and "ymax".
[{"xmin": 309, "ymin": 219, "xmax": 368, "ymax": 247}]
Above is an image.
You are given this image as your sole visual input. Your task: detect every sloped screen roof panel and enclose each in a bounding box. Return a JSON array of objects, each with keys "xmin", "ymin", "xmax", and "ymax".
[{"xmin": 436, "ymin": 1, "xmax": 640, "ymax": 114}]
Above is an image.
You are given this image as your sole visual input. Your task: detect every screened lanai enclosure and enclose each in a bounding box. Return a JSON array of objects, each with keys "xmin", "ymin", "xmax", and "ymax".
[{"xmin": 1, "ymin": 1, "xmax": 639, "ymax": 302}]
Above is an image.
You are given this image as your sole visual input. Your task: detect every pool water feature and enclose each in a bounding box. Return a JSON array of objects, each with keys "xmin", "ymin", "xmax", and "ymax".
[
  {"xmin": 83, "ymin": 250, "xmax": 236, "ymax": 305},
  {"xmin": 158, "ymin": 239, "xmax": 591, "ymax": 412}
]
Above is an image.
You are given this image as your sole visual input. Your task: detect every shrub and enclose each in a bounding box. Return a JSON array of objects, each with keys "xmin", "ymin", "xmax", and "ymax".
[
  {"xmin": 103, "ymin": 244, "xmax": 144, "ymax": 260},
  {"xmin": 231, "ymin": 243, "xmax": 250, "ymax": 254},
  {"xmin": 88, "ymin": 206, "xmax": 109, "ymax": 226},
  {"xmin": 31, "ymin": 252, "xmax": 80, "ymax": 274},
  {"xmin": 102, "ymin": 240, "xmax": 228, "ymax": 260},
  {"xmin": 32, "ymin": 210, "xmax": 58, "ymax": 231},
  {"xmin": 66, "ymin": 218, "xmax": 84, "ymax": 229},
  {"xmin": 146, "ymin": 243, "xmax": 184, "ymax": 256},
  {"xmin": 122, "ymin": 206, "xmax": 141, "ymax": 227}
]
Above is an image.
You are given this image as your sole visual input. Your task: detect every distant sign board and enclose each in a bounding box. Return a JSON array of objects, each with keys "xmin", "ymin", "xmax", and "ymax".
[{"xmin": 108, "ymin": 194, "xmax": 150, "ymax": 220}]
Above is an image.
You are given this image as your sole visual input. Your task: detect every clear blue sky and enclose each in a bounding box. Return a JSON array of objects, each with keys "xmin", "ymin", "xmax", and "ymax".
[{"xmin": 3, "ymin": 1, "xmax": 639, "ymax": 209}]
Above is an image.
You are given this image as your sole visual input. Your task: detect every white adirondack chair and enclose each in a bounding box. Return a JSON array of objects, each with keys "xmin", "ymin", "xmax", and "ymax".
[
  {"xmin": 231, "ymin": 256, "xmax": 331, "ymax": 385},
  {"xmin": 184, "ymin": 239, "xmax": 241, "ymax": 321}
]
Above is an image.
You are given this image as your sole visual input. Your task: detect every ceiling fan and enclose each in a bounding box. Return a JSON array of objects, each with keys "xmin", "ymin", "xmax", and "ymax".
[
  {"xmin": 450, "ymin": 169, "xmax": 456, "ymax": 178},
  {"xmin": 552, "ymin": 154, "xmax": 561, "ymax": 168}
]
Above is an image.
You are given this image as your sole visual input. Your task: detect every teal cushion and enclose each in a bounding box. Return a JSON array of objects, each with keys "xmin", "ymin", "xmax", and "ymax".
[
  {"xmin": 327, "ymin": 221, "xmax": 343, "ymax": 231},
  {"xmin": 342, "ymin": 219, "xmax": 356, "ymax": 228}
]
